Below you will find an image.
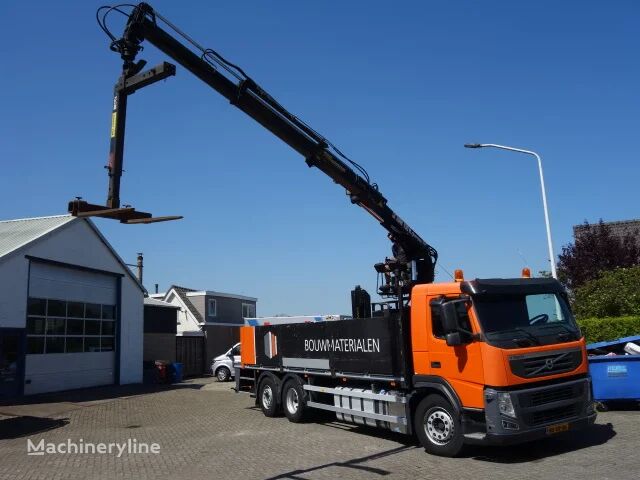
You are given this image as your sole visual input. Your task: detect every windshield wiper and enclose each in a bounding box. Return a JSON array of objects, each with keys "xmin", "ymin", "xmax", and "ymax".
[
  {"xmin": 537, "ymin": 323, "xmax": 579, "ymax": 339},
  {"xmin": 488, "ymin": 327, "xmax": 540, "ymax": 346}
]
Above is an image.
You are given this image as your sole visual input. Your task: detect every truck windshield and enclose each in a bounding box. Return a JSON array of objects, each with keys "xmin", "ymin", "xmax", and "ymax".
[{"xmin": 472, "ymin": 293, "xmax": 581, "ymax": 348}]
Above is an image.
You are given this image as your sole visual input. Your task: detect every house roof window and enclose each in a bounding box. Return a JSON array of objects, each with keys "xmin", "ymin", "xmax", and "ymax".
[{"xmin": 208, "ymin": 298, "xmax": 217, "ymax": 317}]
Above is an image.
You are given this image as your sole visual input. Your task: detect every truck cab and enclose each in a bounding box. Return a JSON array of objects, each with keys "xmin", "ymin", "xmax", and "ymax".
[{"xmin": 411, "ymin": 276, "xmax": 596, "ymax": 448}]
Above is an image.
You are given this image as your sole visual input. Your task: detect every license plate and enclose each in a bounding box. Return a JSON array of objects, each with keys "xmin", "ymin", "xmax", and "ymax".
[{"xmin": 546, "ymin": 423, "xmax": 569, "ymax": 435}]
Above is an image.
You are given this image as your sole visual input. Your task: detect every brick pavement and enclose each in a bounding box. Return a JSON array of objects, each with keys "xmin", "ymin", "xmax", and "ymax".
[{"xmin": 0, "ymin": 378, "xmax": 635, "ymax": 480}]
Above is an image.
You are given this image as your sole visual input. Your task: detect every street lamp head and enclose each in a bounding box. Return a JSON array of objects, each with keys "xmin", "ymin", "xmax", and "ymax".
[{"xmin": 464, "ymin": 143, "xmax": 483, "ymax": 149}]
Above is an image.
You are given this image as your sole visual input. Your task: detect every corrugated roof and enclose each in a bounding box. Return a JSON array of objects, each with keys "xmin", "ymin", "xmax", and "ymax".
[
  {"xmin": 0, "ymin": 215, "xmax": 75, "ymax": 260},
  {"xmin": 0, "ymin": 214, "xmax": 145, "ymax": 294}
]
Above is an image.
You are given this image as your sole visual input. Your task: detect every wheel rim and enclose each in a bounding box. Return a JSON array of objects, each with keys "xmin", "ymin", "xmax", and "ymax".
[
  {"xmin": 286, "ymin": 387, "xmax": 299, "ymax": 414},
  {"xmin": 217, "ymin": 369, "xmax": 228, "ymax": 381},
  {"xmin": 424, "ymin": 408, "xmax": 454, "ymax": 445},
  {"xmin": 262, "ymin": 385, "xmax": 273, "ymax": 409}
]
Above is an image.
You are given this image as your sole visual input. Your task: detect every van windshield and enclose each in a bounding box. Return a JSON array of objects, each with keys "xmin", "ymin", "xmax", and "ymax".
[{"xmin": 472, "ymin": 293, "xmax": 580, "ymax": 348}]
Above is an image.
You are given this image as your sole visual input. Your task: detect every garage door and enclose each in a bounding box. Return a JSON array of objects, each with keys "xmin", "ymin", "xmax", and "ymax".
[{"xmin": 24, "ymin": 262, "xmax": 118, "ymax": 395}]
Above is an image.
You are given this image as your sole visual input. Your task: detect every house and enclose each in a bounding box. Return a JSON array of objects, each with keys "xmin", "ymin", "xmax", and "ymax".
[
  {"xmin": 0, "ymin": 215, "xmax": 144, "ymax": 397},
  {"xmin": 152, "ymin": 286, "xmax": 257, "ymax": 374},
  {"xmin": 143, "ymin": 297, "xmax": 179, "ymax": 364},
  {"xmin": 573, "ymin": 219, "xmax": 640, "ymax": 247}
]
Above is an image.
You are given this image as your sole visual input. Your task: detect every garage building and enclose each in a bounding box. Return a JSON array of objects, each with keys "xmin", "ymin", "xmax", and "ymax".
[{"xmin": 0, "ymin": 215, "xmax": 144, "ymax": 397}]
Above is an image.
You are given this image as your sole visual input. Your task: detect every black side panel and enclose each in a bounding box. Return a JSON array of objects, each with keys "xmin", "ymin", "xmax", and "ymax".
[{"xmin": 254, "ymin": 316, "xmax": 404, "ymax": 377}]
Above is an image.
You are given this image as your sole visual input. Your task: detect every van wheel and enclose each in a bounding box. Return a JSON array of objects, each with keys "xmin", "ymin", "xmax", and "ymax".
[
  {"xmin": 414, "ymin": 394, "xmax": 464, "ymax": 457},
  {"xmin": 259, "ymin": 377, "xmax": 279, "ymax": 417},
  {"xmin": 282, "ymin": 380, "xmax": 307, "ymax": 423},
  {"xmin": 216, "ymin": 367, "xmax": 231, "ymax": 382}
]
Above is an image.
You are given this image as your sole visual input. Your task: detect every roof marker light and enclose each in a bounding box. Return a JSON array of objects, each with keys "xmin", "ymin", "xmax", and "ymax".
[
  {"xmin": 454, "ymin": 269, "xmax": 464, "ymax": 282},
  {"xmin": 521, "ymin": 267, "xmax": 531, "ymax": 278}
]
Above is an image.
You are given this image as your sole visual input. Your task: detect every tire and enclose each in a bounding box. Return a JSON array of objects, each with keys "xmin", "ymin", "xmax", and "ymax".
[
  {"xmin": 414, "ymin": 394, "xmax": 464, "ymax": 457},
  {"xmin": 216, "ymin": 367, "xmax": 231, "ymax": 382},
  {"xmin": 258, "ymin": 377, "xmax": 279, "ymax": 417},
  {"xmin": 282, "ymin": 380, "xmax": 307, "ymax": 423}
]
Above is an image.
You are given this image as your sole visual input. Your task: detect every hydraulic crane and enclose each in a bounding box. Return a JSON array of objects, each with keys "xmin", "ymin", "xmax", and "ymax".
[{"xmin": 69, "ymin": 2, "xmax": 438, "ymax": 304}]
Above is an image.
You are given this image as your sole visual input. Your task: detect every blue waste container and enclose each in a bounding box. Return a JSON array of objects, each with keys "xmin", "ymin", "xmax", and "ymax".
[
  {"xmin": 587, "ymin": 335, "xmax": 640, "ymax": 402},
  {"xmin": 170, "ymin": 362, "xmax": 183, "ymax": 383}
]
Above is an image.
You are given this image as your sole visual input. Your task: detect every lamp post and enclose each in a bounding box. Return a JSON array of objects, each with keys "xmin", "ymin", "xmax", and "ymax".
[{"xmin": 464, "ymin": 143, "xmax": 557, "ymax": 279}]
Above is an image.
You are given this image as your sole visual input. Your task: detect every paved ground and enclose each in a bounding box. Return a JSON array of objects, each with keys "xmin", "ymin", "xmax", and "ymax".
[{"xmin": 0, "ymin": 377, "xmax": 636, "ymax": 480}]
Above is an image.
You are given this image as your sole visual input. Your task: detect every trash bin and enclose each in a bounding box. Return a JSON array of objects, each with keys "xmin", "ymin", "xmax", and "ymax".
[
  {"xmin": 154, "ymin": 360, "xmax": 169, "ymax": 384},
  {"xmin": 169, "ymin": 362, "xmax": 183, "ymax": 383},
  {"xmin": 587, "ymin": 335, "xmax": 640, "ymax": 402}
]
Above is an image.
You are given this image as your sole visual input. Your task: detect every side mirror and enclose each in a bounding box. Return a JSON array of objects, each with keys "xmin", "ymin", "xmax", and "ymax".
[
  {"xmin": 446, "ymin": 331, "xmax": 463, "ymax": 347},
  {"xmin": 441, "ymin": 301, "xmax": 460, "ymax": 333}
]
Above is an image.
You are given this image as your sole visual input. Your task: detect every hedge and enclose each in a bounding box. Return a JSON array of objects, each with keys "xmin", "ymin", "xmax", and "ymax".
[
  {"xmin": 576, "ymin": 316, "xmax": 640, "ymax": 344},
  {"xmin": 573, "ymin": 266, "xmax": 640, "ymax": 319}
]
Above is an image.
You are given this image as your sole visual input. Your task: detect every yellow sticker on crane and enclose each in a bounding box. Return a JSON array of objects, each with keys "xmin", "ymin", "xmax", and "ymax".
[{"xmin": 110, "ymin": 112, "xmax": 117, "ymax": 138}]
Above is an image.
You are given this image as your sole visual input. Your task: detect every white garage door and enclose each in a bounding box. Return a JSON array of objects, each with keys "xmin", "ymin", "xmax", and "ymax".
[{"xmin": 24, "ymin": 262, "xmax": 118, "ymax": 395}]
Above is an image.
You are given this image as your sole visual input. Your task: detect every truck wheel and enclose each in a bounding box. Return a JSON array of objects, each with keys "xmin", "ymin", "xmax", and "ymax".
[
  {"xmin": 259, "ymin": 377, "xmax": 279, "ymax": 417},
  {"xmin": 216, "ymin": 367, "xmax": 231, "ymax": 382},
  {"xmin": 282, "ymin": 380, "xmax": 307, "ymax": 423},
  {"xmin": 414, "ymin": 394, "xmax": 464, "ymax": 457}
]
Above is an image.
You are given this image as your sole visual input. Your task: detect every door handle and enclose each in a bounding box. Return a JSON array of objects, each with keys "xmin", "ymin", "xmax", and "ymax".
[{"xmin": 431, "ymin": 361, "xmax": 441, "ymax": 368}]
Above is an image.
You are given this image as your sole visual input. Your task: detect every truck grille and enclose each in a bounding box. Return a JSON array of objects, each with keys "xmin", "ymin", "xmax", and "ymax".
[
  {"xmin": 512, "ymin": 378, "xmax": 588, "ymax": 427},
  {"xmin": 509, "ymin": 348, "xmax": 582, "ymax": 378},
  {"xmin": 529, "ymin": 385, "xmax": 575, "ymax": 407},
  {"xmin": 530, "ymin": 404, "xmax": 578, "ymax": 426}
]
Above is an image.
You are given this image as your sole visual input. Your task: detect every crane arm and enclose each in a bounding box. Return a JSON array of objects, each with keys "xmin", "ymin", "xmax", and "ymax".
[{"xmin": 80, "ymin": 2, "xmax": 437, "ymax": 289}]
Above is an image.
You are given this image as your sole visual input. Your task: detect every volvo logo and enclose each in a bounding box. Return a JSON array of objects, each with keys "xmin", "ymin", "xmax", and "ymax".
[{"xmin": 545, "ymin": 358, "xmax": 555, "ymax": 370}]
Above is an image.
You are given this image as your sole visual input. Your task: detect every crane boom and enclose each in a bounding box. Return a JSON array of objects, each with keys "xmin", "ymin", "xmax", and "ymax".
[{"xmin": 72, "ymin": 2, "xmax": 438, "ymax": 297}]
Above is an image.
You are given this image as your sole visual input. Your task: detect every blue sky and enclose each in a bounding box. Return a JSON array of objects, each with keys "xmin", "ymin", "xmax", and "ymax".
[{"xmin": 1, "ymin": 1, "xmax": 638, "ymax": 316}]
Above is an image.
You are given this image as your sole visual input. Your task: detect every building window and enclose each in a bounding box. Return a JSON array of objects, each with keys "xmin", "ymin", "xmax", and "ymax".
[
  {"xmin": 242, "ymin": 303, "xmax": 255, "ymax": 318},
  {"xmin": 26, "ymin": 298, "xmax": 116, "ymax": 355},
  {"xmin": 208, "ymin": 299, "xmax": 217, "ymax": 318}
]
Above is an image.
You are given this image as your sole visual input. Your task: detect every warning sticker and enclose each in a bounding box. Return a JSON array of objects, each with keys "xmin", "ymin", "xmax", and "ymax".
[
  {"xmin": 607, "ymin": 365, "xmax": 628, "ymax": 377},
  {"xmin": 110, "ymin": 112, "xmax": 117, "ymax": 138}
]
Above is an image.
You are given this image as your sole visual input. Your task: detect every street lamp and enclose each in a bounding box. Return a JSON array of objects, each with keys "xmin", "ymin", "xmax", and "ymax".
[{"xmin": 464, "ymin": 143, "xmax": 557, "ymax": 279}]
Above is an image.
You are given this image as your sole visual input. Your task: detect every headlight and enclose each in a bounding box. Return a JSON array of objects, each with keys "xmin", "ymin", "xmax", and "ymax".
[{"xmin": 497, "ymin": 392, "xmax": 516, "ymax": 418}]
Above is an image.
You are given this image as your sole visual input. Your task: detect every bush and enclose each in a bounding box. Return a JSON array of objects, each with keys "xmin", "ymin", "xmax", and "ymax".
[
  {"xmin": 572, "ymin": 266, "xmax": 640, "ymax": 319},
  {"xmin": 576, "ymin": 316, "xmax": 640, "ymax": 344}
]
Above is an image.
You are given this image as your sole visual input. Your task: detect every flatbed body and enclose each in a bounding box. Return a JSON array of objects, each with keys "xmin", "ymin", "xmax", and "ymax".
[{"xmin": 243, "ymin": 316, "xmax": 406, "ymax": 380}]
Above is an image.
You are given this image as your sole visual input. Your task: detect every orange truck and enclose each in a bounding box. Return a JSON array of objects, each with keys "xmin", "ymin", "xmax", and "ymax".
[
  {"xmin": 83, "ymin": 4, "xmax": 595, "ymax": 456},
  {"xmin": 238, "ymin": 272, "xmax": 596, "ymax": 457}
]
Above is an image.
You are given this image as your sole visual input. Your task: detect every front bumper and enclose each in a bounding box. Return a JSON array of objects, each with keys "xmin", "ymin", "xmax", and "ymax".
[
  {"xmin": 469, "ymin": 377, "xmax": 596, "ymax": 446},
  {"xmin": 484, "ymin": 412, "xmax": 597, "ymax": 445}
]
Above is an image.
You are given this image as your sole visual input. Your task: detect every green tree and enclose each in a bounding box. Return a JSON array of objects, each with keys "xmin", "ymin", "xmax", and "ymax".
[
  {"xmin": 573, "ymin": 266, "xmax": 640, "ymax": 319},
  {"xmin": 557, "ymin": 220, "xmax": 640, "ymax": 292}
]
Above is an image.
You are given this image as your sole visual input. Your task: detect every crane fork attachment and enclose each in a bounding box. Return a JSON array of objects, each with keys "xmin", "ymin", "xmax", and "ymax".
[{"xmin": 67, "ymin": 59, "xmax": 182, "ymax": 224}]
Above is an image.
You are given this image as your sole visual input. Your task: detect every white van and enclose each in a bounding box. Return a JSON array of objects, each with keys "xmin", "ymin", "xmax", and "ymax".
[{"xmin": 210, "ymin": 343, "xmax": 240, "ymax": 382}]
